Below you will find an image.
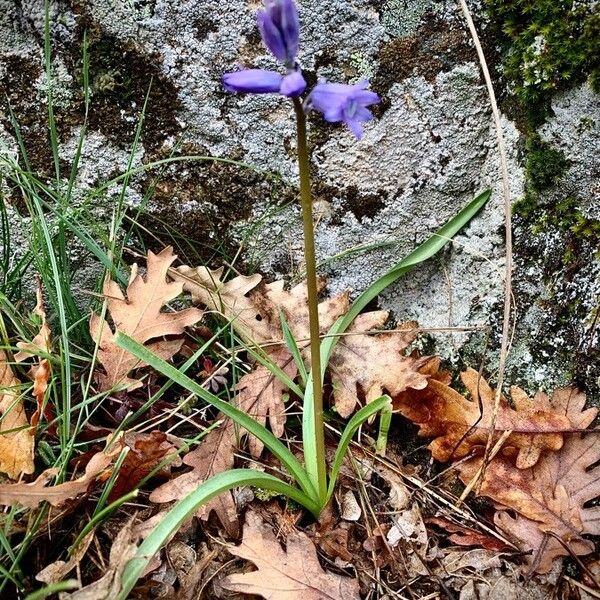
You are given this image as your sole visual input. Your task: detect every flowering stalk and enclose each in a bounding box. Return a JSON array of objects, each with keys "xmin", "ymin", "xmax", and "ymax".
[
  {"xmin": 292, "ymin": 96, "xmax": 326, "ymax": 499},
  {"xmin": 222, "ymin": 0, "xmax": 380, "ymax": 504}
]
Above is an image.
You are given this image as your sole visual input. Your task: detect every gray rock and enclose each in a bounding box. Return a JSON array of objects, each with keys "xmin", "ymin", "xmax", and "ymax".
[{"xmin": 0, "ymin": 0, "xmax": 597, "ymax": 398}]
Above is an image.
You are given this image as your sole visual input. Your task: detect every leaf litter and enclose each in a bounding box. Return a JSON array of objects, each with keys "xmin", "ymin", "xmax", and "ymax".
[{"xmin": 2, "ymin": 251, "xmax": 599, "ymax": 599}]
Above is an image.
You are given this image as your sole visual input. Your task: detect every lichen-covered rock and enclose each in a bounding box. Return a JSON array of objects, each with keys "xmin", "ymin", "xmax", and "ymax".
[{"xmin": 0, "ymin": 0, "xmax": 597, "ymax": 399}]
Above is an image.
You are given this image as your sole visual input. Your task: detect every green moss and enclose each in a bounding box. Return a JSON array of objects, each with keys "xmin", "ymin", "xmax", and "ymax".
[
  {"xmin": 487, "ymin": 0, "xmax": 600, "ymax": 127},
  {"xmin": 513, "ymin": 135, "xmax": 570, "ymax": 220},
  {"xmin": 526, "ymin": 135, "xmax": 570, "ymax": 192}
]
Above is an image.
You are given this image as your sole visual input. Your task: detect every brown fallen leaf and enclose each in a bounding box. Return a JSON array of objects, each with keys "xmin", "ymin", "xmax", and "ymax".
[
  {"xmin": 457, "ymin": 430, "xmax": 600, "ymax": 574},
  {"xmin": 108, "ymin": 431, "xmax": 180, "ymax": 502},
  {"xmin": 222, "ymin": 511, "xmax": 360, "ymax": 600},
  {"xmin": 90, "ymin": 247, "xmax": 203, "ymax": 392},
  {"xmin": 235, "ymin": 345, "xmax": 297, "ymax": 458},
  {"xmin": 425, "ymin": 516, "xmax": 511, "ymax": 552},
  {"xmin": 150, "ymin": 421, "xmax": 240, "ymax": 538},
  {"xmin": 329, "ymin": 316, "xmax": 430, "ymax": 417},
  {"xmin": 0, "ymin": 437, "xmax": 122, "ymax": 508},
  {"xmin": 149, "ymin": 348, "xmax": 296, "ymax": 536},
  {"xmin": 394, "ymin": 368, "xmax": 596, "ymax": 468},
  {"xmin": 0, "ymin": 350, "xmax": 34, "ymax": 479},
  {"xmin": 61, "ymin": 518, "xmax": 138, "ymax": 600},
  {"xmin": 15, "ymin": 279, "xmax": 54, "ymax": 432}
]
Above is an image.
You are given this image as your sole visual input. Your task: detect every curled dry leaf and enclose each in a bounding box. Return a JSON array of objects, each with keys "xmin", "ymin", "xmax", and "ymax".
[
  {"xmin": 0, "ymin": 350, "xmax": 34, "ymax": 479},
  {"xmin": 15, "ymin": 279, "xmax": 54, "ymax": 431},
  {"xmin": 339, "ymin": 490, "xmax": 362, "ymax": 521},
  {"xmin": 310, "ymin": 504, "xmax": 354, "ymax": 563},
  {"xmin": 90, "ymin": 247, "xmax": 203, "ymax": 392},
  {"xmin": 457, "ymin": 429, "xmax": 600, "ymax": 574},
  {"xmin": 0, "ymin": 437, "xmax": 122, "ymax": 508},
  {"xmin": 107, "ymin": 431, "xmax": 180, "ymax": 502},
  {"xmin": 394, "ymin": 367, "xmax": 594, "ymax": 468},
  {"xmin": 222, "ymin": 511, "xmax": 360, "ymax": 600}
]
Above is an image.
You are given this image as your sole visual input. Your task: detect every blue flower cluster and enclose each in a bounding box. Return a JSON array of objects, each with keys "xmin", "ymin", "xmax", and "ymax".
[{"xmin": 223, "ymin": 0, "xmax": 379, "ymax": 138}]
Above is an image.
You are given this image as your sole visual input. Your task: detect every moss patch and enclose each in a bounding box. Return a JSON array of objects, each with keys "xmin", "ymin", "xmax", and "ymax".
[
  {"xmin": 525, "ymin": 135, "xmax": 570, "ymax": 193},
  {"xmin": 486, "ymin": 0, "xmax": 600, "ymax": 128}
]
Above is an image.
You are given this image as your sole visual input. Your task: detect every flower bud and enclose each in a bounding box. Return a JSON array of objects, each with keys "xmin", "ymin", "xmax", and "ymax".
[{"xmin": 257, "ymin": 0, "xmax": 300, "ymax": 67}]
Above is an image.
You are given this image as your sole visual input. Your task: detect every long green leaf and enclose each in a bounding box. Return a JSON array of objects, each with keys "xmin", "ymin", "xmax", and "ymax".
[
  {"xmin": 118, "ymin": 469, "xmax": 319, "ymax": 599},
  {"xmin": 304, "ymin": 191, "xmax": 491, "ymax": 496},
  {"xmin": 321, "ymin": 189, "xmax": 491, "ymax": 367},
  {"xmin": 300, "ymin": 373, "xmax": 325, "ymax": 503},
  {"xmin": 326, "ymin": 395, "xmax": 391, "ymax": 502},
  {"xmin": 113, "ymin": 332, "xmax": 316, "ymax": 499}
]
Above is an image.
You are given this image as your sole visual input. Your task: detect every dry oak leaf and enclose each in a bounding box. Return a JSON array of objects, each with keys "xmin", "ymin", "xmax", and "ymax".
[
  {"xmin": 107, "ymin": 430, "xmax": 180, "ymax": 502},
  {"xmin": 0, "ymin": 350, "xmax": 34, "ymax": 479},
  {"xmin": 150, "ymin": 348, "xmax": 296, "ymax": 536},
  {"xmin": 0, "ymin": 437, "xmax": 122, "ymax": 508},
  {"xmin": 150, "ymin": 420, "xmax": 240, "ymax": 538},
  {"xmin": 90, "ymin": 247, "xmax": 203, "ymax": 392},
  {"xmin": 171, "ymin": 266, "xmax": 348, "ymax": 347},
  {"xmin": 457, "ymin": 427, "xmax": 600, "ymax": 574},
  {"xmin": 394, "ymin": 368, "xmax": 594, "ymax": 469},
  {"xmin": 60, "ymin": 518, "xmax": 138, "ymax": 600},
  {"xmin": 329, "ymin": 316, "xmax": 430, "ymax": 418},
  {"xmin": 222, "ymin": 511, "xmax": 360, "ymax": 600},
  {"xmin": 235, "ymin": 344, "xmax": 298, "ymax": 458}
]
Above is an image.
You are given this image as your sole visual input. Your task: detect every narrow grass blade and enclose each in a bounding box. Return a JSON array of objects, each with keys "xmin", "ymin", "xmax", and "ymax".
[
  {"xmin": 279, "ymin": 310, "xmax": 308, "ymax": 387},
  {"xmin": 114, "ymin": 332, "xmax": 316, "ymax": 499},
  {"xmin": 326, "ymin": 395, "xmax": 391, "ymax": 502},
  {"xmin": 118, "ymin": 469, "xmax": 320, "ymax": 599},
  {"xmin": 244, "ymin": 342, "xmax": 304, "ymax": 398}
]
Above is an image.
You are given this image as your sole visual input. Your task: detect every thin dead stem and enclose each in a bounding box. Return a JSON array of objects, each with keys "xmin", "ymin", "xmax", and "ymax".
[{"xmin": 458, "ymin": 0, "xmax": 514, "ymax": 493}]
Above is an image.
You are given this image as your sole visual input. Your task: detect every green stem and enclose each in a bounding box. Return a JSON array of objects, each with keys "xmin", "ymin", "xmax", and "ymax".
[{"xmin": 292, "ymin": 98, "xmax": 327, "ymax": 501}]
